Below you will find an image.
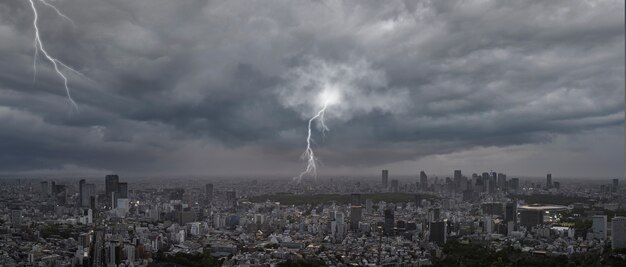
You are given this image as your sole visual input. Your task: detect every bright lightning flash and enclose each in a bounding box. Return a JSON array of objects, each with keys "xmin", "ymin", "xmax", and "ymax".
[
  {"xmin": 28, "ymin": 0, "xmax": 80, "ymax": 110},
  {"xmin": 294, "ymin": 87, "xmax": 341, "ymax": 183}
]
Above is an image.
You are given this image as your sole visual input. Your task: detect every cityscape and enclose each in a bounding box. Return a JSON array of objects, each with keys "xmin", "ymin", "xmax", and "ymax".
[
  {"xmin": 0, "ymin": 0, "xmax": 624, "ymax": 266},
  {"xmin": 1, "ymin": 171, "xmax": 626, "ymax": 266}
]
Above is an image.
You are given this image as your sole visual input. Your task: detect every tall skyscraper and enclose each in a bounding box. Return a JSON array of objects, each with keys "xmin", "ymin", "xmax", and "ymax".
[
  {"xmin": 429, "ymin": 220, "xmax": 447, "ymax": 244},
  {"xmin": 105, "ymin": 175, "xmax": 119, "ymax": 201},
  {"xmin": 420, "ymin": 171, "xmax": 428, "ymax": 191},
  {"xmin": 546, "ymin": 173, "xmax": 552, "ymax": 189},
  {"xmin": 612, "ymin": 217, "xmax": 626, "ymax": 249},
  {"xmin": 382, "ymin": 170, "xmax": 389, "ymax": 188},
  {"xmin": 40, "ymin": 181, "xmax": 49, "ymax": 197},
  {"xmin": 81, "ymin": 183, "xmax": 95, "ymax": 208},
  {"xmin": 390, "ymin": 179, "xmax": 399, "ymax": 192},
  {"xmin": 350, "ymin": 206, "xmax": 362, "ymax": 231},
  {"xmin": 351, "ymin": 193, "xmax": 362, "ymax": 206},
  {"xmin": 613, "ymin": 179, "xmax": 619, "ymax": 193},
  {"xmin": 118, "ymin": 182, "xmax": 128, "ymax": 199},
  {"xmin": 497, "ymin": 173, "xmax": 506, "ymax": 191},
  {"xmin": 592, "ymin": 215, "xmax": 607, "ymax": 240},
  {"xmin": 383, "ymin": 207, "xmax": 394, "ymax": 236}
]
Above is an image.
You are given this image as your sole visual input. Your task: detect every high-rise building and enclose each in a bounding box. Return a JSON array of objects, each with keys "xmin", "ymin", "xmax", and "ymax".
[
  {"xmin": 429, "ymin": 220, "xmax": 447, "ymax": 244},
  {"xmin": 613, "ymin": 179, "xmax": 619, "ymax": 193},
  {"xmin": 350, "ymin": 206, "xmax": 362, "ymax": 231},
  {"xmin": 81, "ymin": 183, "xmax": 95, "ymax": 208},
  {"xmin": 118, "ymin": 182, "xmax": 128, "ymax": 199},
  {"xmin": 519, "ymin": 210, "xmax": 543, "ymax": 228},
  {"xmin": 382, "ymin": 170, "xmax": 389, "ymax": 188},
  {"xmin": 40, "ymin": 181, "xmax": 49, "ymax": 198},
  {"xmin": 383, "ymin": 207, "xmax": 394, "ymax": 236},
  {"xmin": 497, "ymin": 173, "xmax": 506, "ymax": 190},
  {"xmin": 390, "ymin": 179, "xmax": 399, "ymax": 192},
  {"xmin": 105, "ymin": 174, "xmax": 119, "ymax": 204},
  {"xmin": 505, "ymin": 202, "xmax": 517, "ymax": 224},
  {"xmin": 612, "ymin": 217, "xmax": 626, "ymax": 249},
  {"xmin": 420, "ymin": 171, "xmax": 428, "ymax": 191},
  {"xmin": 592, "ymin": 215, "xmax": 607, "ymax": 240},
  {"xmin": 546, "ymin": 173, "xmax": 552, "ymax": 189},
  {"xmin": 351, "ymin": 193, "xmax": 362, "ymax": 206}
]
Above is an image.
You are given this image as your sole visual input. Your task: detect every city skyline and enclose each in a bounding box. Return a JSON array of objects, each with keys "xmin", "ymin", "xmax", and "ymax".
[{"xmin": 0, "ymin": 0, "xmax": 623, "ymax": 178}]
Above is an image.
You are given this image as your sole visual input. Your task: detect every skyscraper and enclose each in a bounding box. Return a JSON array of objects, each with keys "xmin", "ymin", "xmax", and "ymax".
[
  {"xmin": 383, "ymin": 207, "xmax": 394, "ymax": 236},
  {"xmin": 350, "ymin": 206, "xmax": 362, "ymax": 231},
  {"xmin": 382, "ymin": 170, "xmax": 389, "ymax": 188},
  {"xmin": 105, "ymin": 175, "xmax": 119, "ymax": 202},
  {"xmin": 118, "ymin": 182, "xmax": 128, "ymax": 199},
  {"xmin": 429, "ymin": 220, "xmax": 447, "ymax": 244},
  {"xmin": 612, "ymin": 217, "xmax": 626, "ymax": 249},
  {"xmin": 613, "ymin": 179, "xmax": 619, "ymax": 193},
  {"xmin": 420, "ymin": 171, "xmax": 428, "ymax": 191},
  {"xmin": 546, "ymin": 173, "xmax": 552, "ymax": 189},
  {"xmin": 390, "ymin": 179, "xmax": 399, "ymax": 192},
  {"xmin": 592, "ymin": 215, "xmax": 607, "ymax": 240}
]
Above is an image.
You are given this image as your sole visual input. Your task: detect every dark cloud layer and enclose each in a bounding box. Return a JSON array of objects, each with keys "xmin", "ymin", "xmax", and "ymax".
[{"xmin": 0, "ymin": 0, "xmax": 623, "ymax": 177}]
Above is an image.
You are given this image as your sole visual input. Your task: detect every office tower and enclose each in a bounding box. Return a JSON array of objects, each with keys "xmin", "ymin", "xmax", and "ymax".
[
  {"xmin": 383, "ymin": 207, "xmax": 394, "ymax": 236},
  {"xmin": 497, "ymin": 173, "xmax": 506, "ymax": 190},
  {"xmin": 613, "ymin": 179, "xmax": 619, "ymax": 193},
  {"xmin": 454, "ymin": 170, "xmax": 462, "ymax": 180},
  {"xmin": 489, "ymin": 172, "xmax": 497, "ymax": 194},
  {"xmin": 546, "ymin": 173, "xmax": 552, "ymax": 189},
  {"xmin": 553, "ymin": 181, "xmax": 560, "ymax": 190},
  {"xmin": 81, "ymin": 183, "xmax": 95, "ymax": 208},
  {"xmin": 382, "ymin": 170, "xmax": 389, "ymax": 188},
  {"xmin": 453, "ymin": 170, "xmax": 462, "ymax": 191},
  {"xmin": 429, "ymin": 220, "xmax": 447, "ymax": 244},
  {"xmin": 481, "ymin": 172, "xmax": 489, "ymax": 193},
  {"xmin": 205, "ymin": 183, "xmax": 214, "ymax": 201},
  {"xmin": 519, "ymin": 210, "xmax": 544, "ymax": 228},
  {"xmin": 117, "ymin": 182, "xmax": 128, "ymax": 199},
  {"xmin": 390, "ymin": 179, "xmax": 399, "ymax": 192},
  {"xmin": 592, "ymin": 215, "xmax": 607, "ymax": 240},
  {"xmin": 612, "ymin": 217, "xmax": 626, "ymax": 249},
  {"xmin": 350, "ymin": 206, "xmax": 362, "ymax": 231},
  {"xmin": 105, "ymin": 174, "xmax": 119, "ymax": 206},
  {"xmin": 40, "ymin": 181, "xmax": 49, "ymax": 197},
  {"xmin": 505, "ymin": 202, "xmax": 517, "ymax": 224},
  {"xmin": 54, "ymin": 184, "xmax": 66, "ymax": 205},
  {"xmin": 420, "ymin": 171, "xmax": 428, "ymax": 190},
  {"xmin": 79, "ymin": 179, "xmax": 85, "ymax": 206}
]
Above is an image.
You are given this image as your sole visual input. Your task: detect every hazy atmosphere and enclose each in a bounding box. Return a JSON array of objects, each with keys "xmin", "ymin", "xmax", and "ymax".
[{"xmin": 0, "ymin": 0, "xmax": 623, "ymax": 178}]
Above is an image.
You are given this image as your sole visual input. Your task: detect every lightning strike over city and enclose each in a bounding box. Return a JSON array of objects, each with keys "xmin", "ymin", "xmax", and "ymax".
[
  {"xmin": 28, "ymin": 0, "xmax": 80, "ymax": 111},
  {"xmin": 294, "ymin": 88, "xmax": 340, "ymax": 183}
]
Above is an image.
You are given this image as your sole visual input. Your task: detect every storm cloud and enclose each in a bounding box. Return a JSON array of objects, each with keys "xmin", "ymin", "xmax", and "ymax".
[{"xmin": 0, "ymin": 0, "xmax": 623, "ymax": 178}]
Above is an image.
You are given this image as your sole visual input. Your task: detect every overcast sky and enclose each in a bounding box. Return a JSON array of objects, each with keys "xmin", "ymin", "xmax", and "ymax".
[{"xmin": 0, "ymin": 0, "xmax": 623, "ymax": 179}]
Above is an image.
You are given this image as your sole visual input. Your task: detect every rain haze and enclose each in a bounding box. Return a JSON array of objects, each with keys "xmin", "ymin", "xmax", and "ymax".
[{"xmin": 0, "ymin": 0, "xmax": 623, "ymax": 179}]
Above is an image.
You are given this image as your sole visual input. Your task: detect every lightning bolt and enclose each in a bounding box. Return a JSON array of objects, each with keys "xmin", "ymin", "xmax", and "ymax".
[
  {"xmin": 28, "ymin": 0, "xmax": 81, "ymax": 111},
  {"xmin": 294, "ymin": 101, "xmax": 329, "ymax": 183}
]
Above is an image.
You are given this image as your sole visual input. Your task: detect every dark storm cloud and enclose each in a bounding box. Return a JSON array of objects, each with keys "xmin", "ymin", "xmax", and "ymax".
[{"xmin": 0, "ymin": 0, "xmax": 622, "ymax": 176}]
